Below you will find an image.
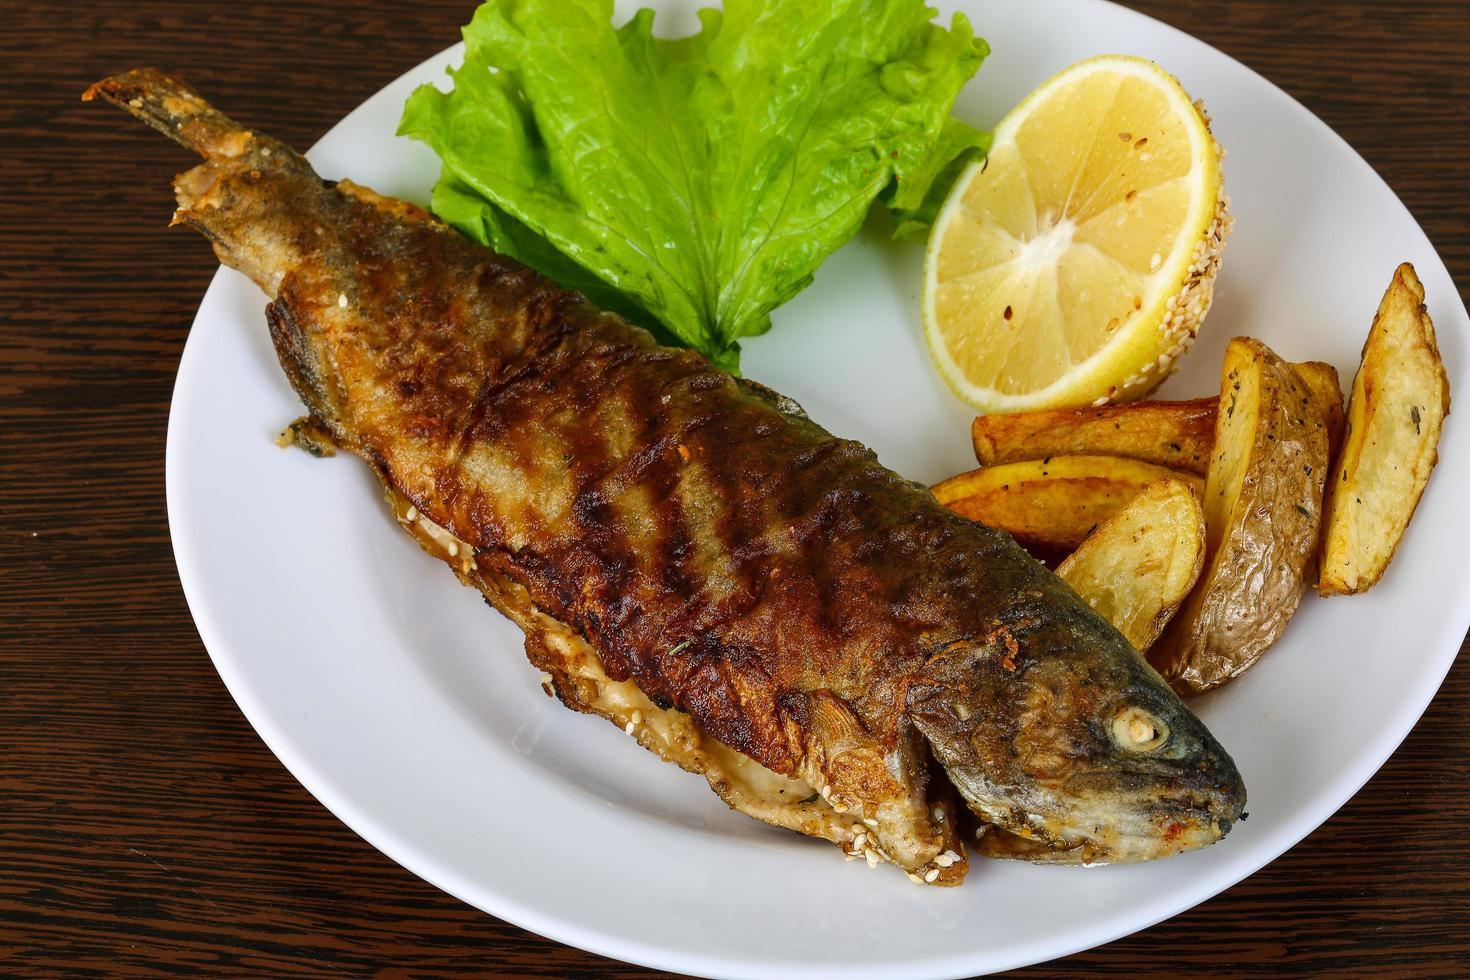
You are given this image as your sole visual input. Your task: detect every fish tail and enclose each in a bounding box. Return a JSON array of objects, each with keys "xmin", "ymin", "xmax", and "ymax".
[
  {"xmin": 83, "ymin": 69, "xmax": 262, "ymax": 163},
  {"xmin": 85, "ymin": 70, "xmax": 323, "ymax": 298}
]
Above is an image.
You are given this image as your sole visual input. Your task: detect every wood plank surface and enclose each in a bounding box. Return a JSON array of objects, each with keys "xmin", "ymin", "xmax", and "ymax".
[{"xmin": 1, "ymin": 1, "xmax": 1465, "ymax": 975}]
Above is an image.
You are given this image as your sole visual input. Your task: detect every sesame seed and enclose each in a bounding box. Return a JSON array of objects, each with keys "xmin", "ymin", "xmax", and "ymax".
[
  {"xmin": 932, "ymin": 806, "xmax": 945, "ymax": 823},
  {"xmin": 934, "ymin": 853, "xmax": 955, "ymax": 868},
  {"xmin": 866, "ymin": 850, "xmax": 881, "ymax": 868},
  {"xmin": 863, "ymin": 818, "xmax": 878, "ymax": 830},
  {"xmin": 337, "ymin": 293, "xmax": 348, "ymax": 308},
  {"xmin": 852, "ymin": 832, "xmax": 867, "ymax": 850},
  {"xmin": 631, "ymin": 710, "xmax": 642, "ymax": 725},
  {"xmin": 405, "ymin": 505, "xmax": 418, "ymax": 521},
  {"xmin": 624, "ymin": 720, "xmax": 635, "ymax": 735},
  {"xmin": 924, "ymin": 868, "xmax": 940, "ymax": 883},
  {"xmin": 446, "ymin": 541, "xmax": 459, "ymax": 557},
  {"xmin": 941, "ymin": 849, "xmax": 962, "ymax": 864}
]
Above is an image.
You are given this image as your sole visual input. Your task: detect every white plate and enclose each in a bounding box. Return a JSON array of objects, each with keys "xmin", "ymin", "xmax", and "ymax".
[{"xmin": 166, "ymin": 0, "xmax": 1470, "ymax": 976}]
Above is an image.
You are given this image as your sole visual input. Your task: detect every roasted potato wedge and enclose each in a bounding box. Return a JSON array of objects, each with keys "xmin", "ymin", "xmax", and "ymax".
[
  {"xmin": 1148, "ymin": 337, "xmax": 1330, "ymax": 696},
  {"xmin": 1057, "ymin": 479, "xmax": 1206, "ymax": 651},
  {"xmin": 971, "ymin": 399, "xmax": 1218, "ymax": 475},
  {"xmin": 1319, "ymin": 263, "xmax": 1451, "ymax": 595},
  {"xmin": 971, "ymin": 362, "xmax": 1332, "ymax": 477},
  {"xmin": 1291, "ymin": 360, "xmax": 1346, "ymax": 460},
  {"xmin": 933, "ymin": 455, "xmax": 1204, "ymax": 552}
]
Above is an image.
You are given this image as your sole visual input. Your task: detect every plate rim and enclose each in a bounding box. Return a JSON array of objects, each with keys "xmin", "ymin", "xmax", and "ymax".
[{"xmin": 163, "ymin": 3, "xmax": 1470, "ymax": 976}]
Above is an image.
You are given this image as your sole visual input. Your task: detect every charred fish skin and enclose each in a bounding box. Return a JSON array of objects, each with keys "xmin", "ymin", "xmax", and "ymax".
[{"xmin": 88, "ymin": 69, "xmax": 1245, "ymax": 878}]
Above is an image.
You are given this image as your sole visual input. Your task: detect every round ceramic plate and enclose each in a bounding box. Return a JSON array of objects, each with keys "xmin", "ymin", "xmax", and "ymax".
[{"xmin": 166, "ymin": 0, "xmax": 1470, "ymax": 976}]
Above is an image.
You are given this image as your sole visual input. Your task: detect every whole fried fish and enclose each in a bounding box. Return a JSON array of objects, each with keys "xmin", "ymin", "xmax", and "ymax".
[{"xmin": 88, "ymin": 69, "xmax": 1245, "ymax": 884}]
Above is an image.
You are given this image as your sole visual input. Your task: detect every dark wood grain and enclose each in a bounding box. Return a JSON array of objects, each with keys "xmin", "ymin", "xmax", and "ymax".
[{"xmin": 1, "ymin": 0, "xmax": 1465, "ymax": 975}]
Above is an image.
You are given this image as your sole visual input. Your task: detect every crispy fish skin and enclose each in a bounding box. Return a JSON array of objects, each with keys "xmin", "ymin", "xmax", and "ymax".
[{"xmin": 89, "ymin": 69, "xmax": 1246, "ymax": 880}]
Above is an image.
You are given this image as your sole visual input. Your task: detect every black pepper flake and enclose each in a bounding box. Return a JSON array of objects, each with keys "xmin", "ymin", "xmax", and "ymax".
[
  {"xmin": 1411, "ymin": 405, "xmax": 1422, "ymax": 433},
  {"xmin": 1294, "ymin": 503, "xmax": 1311, "ymax": 517}
]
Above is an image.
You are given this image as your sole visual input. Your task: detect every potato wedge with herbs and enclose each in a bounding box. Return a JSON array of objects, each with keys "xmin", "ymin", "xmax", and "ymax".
[
  {"xmin": 970, "ymin": 362, "xmax": 1331, "ymax": 477},
  {"xmin": 1319, "ymin": 263, "xmax": 1451, "ymax": 596},
  {"xmin": 971, "ymin": 400, "xmax": 1218, "ymax": 476},
  {"xmin": 1057, "ymin": 479, "xmax": 1206, "ymax": 652},
  {"xmin": 1148, "ymin": 337, "xmax": 1330, "ymax": 696},
  {"xmin": 1292, "ymin": 360, "xmax": 1347, "ymax": 460},
  {"xmin": 932, "ymin": 455, "xmax": 1204, "ymax": 553}
]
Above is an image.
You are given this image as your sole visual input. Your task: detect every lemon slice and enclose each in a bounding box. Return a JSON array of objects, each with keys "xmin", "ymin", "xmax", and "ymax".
[{"xmin": 923, "ymin": 55, "xmax": 1231, "ymax": 413}]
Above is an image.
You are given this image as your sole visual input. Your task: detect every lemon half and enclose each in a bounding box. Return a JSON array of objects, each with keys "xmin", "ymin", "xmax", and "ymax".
[{"xmin": 923, "ymin": 55, "xmax": 1231, "ymax": 413}]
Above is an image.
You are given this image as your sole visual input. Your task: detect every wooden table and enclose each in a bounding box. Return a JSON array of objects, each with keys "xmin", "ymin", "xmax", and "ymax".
[{"xmin": 4, "ymin": 1, "xmax": 1466, "ymax": 974}]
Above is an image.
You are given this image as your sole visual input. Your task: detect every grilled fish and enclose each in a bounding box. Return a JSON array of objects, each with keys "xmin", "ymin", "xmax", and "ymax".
[{"xmin": 88, "ymin": 69, "xmax": 1245, "ymax": 884}]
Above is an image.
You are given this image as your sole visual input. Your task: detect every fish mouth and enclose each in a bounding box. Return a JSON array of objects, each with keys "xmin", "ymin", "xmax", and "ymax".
[
  {"xmin": 964, "ymin": 757, "xmax": 1247, "ymax": 864},
  {"xmin": 974, "ymin": 793, "xmax": 1241, "ymax": 864}
]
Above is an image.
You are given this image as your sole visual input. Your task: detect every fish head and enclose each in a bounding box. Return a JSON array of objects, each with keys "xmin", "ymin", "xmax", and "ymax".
[{"xmin": 908, "ymin": 606, "xmax": 1246, "ymax": 864}]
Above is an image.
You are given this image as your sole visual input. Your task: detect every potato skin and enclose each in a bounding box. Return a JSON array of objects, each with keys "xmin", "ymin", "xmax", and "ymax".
[
  {"xmin": 1148, "ymin": 338, "xmax": 1330, "ymax": 696},
  {"xmin": 1318, "ymin": 263, "xmax": 1451, "ymax": 595}
]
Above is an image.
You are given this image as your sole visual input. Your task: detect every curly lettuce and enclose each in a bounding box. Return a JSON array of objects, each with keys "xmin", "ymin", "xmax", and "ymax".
[{"xmin": 400, "ymin": 0, "xmax": 988, "ymax": 370}]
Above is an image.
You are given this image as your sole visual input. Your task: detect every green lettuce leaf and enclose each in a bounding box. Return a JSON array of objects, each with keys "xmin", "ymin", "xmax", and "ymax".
[{"xmin": 400, "ymin": 0, "xmax": 987, "ymax": 370}]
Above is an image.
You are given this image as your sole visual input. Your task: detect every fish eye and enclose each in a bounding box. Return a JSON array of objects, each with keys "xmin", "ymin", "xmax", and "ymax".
[{"xmin": 1111, "ymin": 706, "xmax": 1169, "ymax": 752}]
